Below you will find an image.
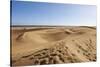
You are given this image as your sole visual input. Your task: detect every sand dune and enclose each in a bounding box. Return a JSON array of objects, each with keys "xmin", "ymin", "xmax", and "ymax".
[{"xmin": 11, "ymin": 26, "xmax": 96, "ymax": 66}]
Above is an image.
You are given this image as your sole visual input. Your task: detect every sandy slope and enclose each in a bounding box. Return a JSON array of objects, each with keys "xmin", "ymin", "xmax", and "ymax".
[{"xmin": 11, "ymin": 26, "xmax": 96, "ymax": 66}]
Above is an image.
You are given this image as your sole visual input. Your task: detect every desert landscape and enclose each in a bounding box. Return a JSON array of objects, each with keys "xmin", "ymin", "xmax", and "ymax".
[{"xmin": 11, "ymin": 26, "xmax": 96, "ymax": 66}]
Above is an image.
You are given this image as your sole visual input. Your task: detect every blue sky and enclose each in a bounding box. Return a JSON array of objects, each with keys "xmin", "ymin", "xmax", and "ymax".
[{"xmin": 11, "ymin": 1, "xmax": 97, "ymax": 26}]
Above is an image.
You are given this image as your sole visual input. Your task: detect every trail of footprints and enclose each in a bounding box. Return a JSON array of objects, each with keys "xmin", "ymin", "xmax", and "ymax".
[
  {"xmin": 73, "ymin": 39, "xmax": 96, "ymax": 61},
  {"xmin": 13, "ymin": 41, "xmax": 81, "ymax": 65}
]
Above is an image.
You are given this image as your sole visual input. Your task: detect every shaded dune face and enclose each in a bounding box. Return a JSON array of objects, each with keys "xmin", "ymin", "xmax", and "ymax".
[
  {"xmin": 13, "ymin": 28, "xmax": 72, "ymax": 43},
  {"xmin": 40, "ymin": 31, "xmax": 69, "ymax": 42},
  {"xmin": 11, "ymin": 27, "xmax": 96, "ymax": 66}
]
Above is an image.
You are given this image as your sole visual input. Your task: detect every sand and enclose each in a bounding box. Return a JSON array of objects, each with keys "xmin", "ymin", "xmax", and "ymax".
[{"xmin": 11, "ymin": 26, "xmax": 96, "ymax": 66}]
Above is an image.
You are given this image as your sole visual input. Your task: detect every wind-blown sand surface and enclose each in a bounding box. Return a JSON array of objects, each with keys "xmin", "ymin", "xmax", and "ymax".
[{"xmin": 11, "ymin": 26, "xmax": 96, "ymax": 66}]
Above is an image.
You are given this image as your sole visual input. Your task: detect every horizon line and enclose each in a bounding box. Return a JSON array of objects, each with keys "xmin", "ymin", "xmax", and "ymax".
[{"xmin": 11, "ymin": 25, "xmax": 96, "ymax": 27}]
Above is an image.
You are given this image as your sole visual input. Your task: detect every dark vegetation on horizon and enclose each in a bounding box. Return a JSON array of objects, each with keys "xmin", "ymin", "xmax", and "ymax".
[{"xmin": 11, "ymin": 25, "xmax": 96, "ymax": 27}]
